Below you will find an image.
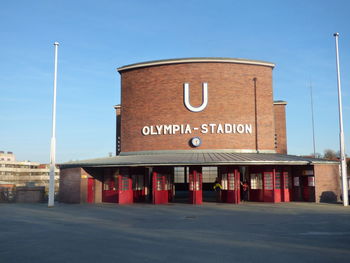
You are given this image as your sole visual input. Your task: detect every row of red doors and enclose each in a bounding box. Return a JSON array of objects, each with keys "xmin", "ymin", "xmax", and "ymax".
[
  {"xmin": 88, "ymin": 169, "xmax": 290, "ymax": 204},
  {"xmin": 93, "ymin": 168, "xmax": 241, "ymax": 205},
  {"xmin": 249, "ymin": 171, "xmax": 290, "ymax": 202},
  {"xmin": 93, "ymin": 170, "xmax": 206, "ymax": 205}
]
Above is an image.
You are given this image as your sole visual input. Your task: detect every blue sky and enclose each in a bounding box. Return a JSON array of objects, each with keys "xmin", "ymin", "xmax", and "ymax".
[{"xmin": 0, "ymin": 0, "xmax": 349, "ymax": 163}]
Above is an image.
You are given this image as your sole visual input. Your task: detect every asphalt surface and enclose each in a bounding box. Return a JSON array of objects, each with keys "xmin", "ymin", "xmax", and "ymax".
[{"xmin": 0, "ymin": 202, "xmax": 349, "ymax": 263}]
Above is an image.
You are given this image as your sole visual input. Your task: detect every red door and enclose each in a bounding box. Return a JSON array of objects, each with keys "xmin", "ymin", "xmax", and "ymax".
[
  {"xmin": 102, "ymin": 176, "xmax": 118, "ymax": 203},
  {"xmin": 226, "ymin": 169, "xmax": 240, "ymax": 204},
  {"xmin": 301, "ymin": 176, "xmax": 310, "ymax": 201},
  {"xmin": 168, "ymin": 174, "xmax": 174, "ymax": 202},
  {"xmin": 281, "ymin": 172, "xmax": 290, "ymax": 202},
  {"xmin": 118, "ymin": 175, "xmax": 133, "ymax": 204},
  {"xmin": 249, "ymin": 172, "xmax": 263, "ymax": 201},
  {"xmin": 152, "ymin": 172, "xmax": 169, "ymax": 204},
  {"xmin": 274, "ymin": 171, "xmax": 281, "ymax": 203},
  {"xmin": 189, "ymin": 168, "xmax": 202, "ymax": 204},
  {"xmin": 263, "ymin": 172, "xmax": 274, "ymax": 202},
  {"xmin": 87, "ymin": 178, "xmax": 94, "ymax": 203},
  {"xmin": 132, "ymin": 174, "xmax": 146, "ymax": 202}
]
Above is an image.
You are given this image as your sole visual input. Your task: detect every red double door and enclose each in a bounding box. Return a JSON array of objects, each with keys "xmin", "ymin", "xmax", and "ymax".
[
  {"xmin": 152, "ymin": 167, "xmax": 202, "ymax": 205},
  {"xmin": 221, "ymin": 168, "xmax": 240, "ymax": 204},
  {"xmin": 262, "ymin": 170, "xmax": 290, "ymax": 202},
  {"xmin": 152, "ymin": 172, "xmax": 170, "ymax": 204},
  {"xmin": 117, "ymin": 174, "xmax": 133, "ymax": 204},
  {"xmin": 102, "ymin": 173, "xmax": 133, "ymax": 204},
  {"xmin": 189, "ymin": 168, "xmax": 202, "ymax": 205}
]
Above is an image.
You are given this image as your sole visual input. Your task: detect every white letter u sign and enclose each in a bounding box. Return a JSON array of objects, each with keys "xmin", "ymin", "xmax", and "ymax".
[{"xmin": 183, "ymin": 82, "xmax": 208, "ymax": 112}]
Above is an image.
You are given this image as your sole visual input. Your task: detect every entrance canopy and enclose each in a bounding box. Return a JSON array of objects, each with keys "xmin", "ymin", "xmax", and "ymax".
[{"xmin": 60, "ymin": 151, "xmax": 337, "ymax": 168}]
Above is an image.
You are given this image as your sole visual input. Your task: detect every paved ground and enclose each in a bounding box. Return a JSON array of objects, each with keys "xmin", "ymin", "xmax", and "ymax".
[{"xmin": 0, "ymin": 202, "xmax": 350, "ymax": 263}]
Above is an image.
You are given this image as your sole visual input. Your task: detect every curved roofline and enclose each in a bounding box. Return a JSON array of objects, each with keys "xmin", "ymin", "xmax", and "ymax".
[
  {"xmin": 117, "ymin": 57, "xmax": 275, "ymax": 73},
  {"xmin": 59, "ymin": 152, "xmax": 338, "ymax": 169}
]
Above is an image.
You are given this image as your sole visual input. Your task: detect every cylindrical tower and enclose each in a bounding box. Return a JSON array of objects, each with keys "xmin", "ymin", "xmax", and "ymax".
[{"xmin": 117, "ymin": 58, "xmax": 275, "ymax": 154}]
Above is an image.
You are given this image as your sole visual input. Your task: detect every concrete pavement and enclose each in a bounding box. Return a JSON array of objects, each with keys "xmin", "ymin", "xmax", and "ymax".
[{"xmin": 0, "ymin": 202, "xmax": 349, "ymax": 263}]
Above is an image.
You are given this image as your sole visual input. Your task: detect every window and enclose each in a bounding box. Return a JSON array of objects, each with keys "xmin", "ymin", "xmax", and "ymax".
[
  {"xmin": 221, "ymin": 173, "xmax": 227, "ymax": 190},
  {"xmin": 202, "ymin": 167, "xmax": 217, "ymax": 183},
  {"xmin": 156, "ymin": 174, "xmax": 164, "ymax": 190},
  {"xmin": 250, "ymin": 173, "xmax": 262, "ymax": 189},
  {"xmin": 275, "ymin": 172, "xmax": 281, "ymax": 189},
  {"xmin": 228, "ymin": 173, "xmax": 235, "ymax": 190},
  {"xmin": 103, "ymin": 179, "xmax": 110, "ymax": 190},
  {"xmin": 121, "ymin": 176, "xmax": 129, "ymax": 191},
  {"xmin": 264, "ymin": 173, "xmax": 273, "ymax": 190},
  {"xmin": 283, "ymin": 172, "xmax": 289, "ymax": 189},
  {"xmin": 308, "ymin": 176, "xmax": 315, "ymax": 187},
  {"xmin": 174, "ymin": 167, "xmax": 185, "ymax": 183},
  {"xmin": 132, "ymin": 175, "xmax": 144, "ymax": 190}
]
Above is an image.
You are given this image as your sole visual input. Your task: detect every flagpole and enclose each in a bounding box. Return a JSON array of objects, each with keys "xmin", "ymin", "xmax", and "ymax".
[
  {"xmin": 48, "ymin": 42, "xmax": 59, "ymax": 207},
  {"xmin": 333, "ymin": 33, "xmax": 348, "ymax": 206},
  {"xmin": 310, "ymin": 81, "xmax": 316, "ymax": 157}
]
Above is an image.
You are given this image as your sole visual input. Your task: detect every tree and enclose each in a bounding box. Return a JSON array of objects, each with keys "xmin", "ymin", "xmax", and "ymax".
[{"xmin": 323, "ymin": 149, "xmax": 337, "ymax": 160}]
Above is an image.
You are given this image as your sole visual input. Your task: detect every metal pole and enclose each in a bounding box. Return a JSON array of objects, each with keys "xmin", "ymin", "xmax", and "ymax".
[
  {"xmin": 48, "ymin": 42, "xmax": 59, "ymax": 207},
  {"xmin": 310, "ymin": 82, "xmax": 316, "ymax": 157},
  {"xmin": 333, "ymin": 33, "xmax": 348, "ymax": 206}
]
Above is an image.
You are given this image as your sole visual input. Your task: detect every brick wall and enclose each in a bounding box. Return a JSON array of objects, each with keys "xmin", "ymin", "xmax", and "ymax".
[
  {"xmin": 119, "ymin": 61, "xmax": 275, "ymax": 153},
  {"xmin": 273, "ymin": 103, "xmax": 287, "ymax": 154},
  {"xmin": 16, "ymin": 186, "xmax": 45, "ymax": 203},
  {"xmin": 115, "ymin": 105, "xmax": 121, "ymax": 155},
  {"xmin": 314, "ymin": 164, "xmax": 341, "ymax": 203},
  {"xmin": 59, "ymin": 167, "xmax": 83, "ymax": 203}
]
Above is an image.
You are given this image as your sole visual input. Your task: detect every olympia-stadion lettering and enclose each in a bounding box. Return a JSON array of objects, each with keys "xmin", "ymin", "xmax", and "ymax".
[
  {"xmin": 142, "ymin": 82, "xmax": 252, "ymax": 135},
  {"xmin": 141, "ymin": 82, "xmax": 252, "ymax": 136},
  {"xmin": 142, "ymin": 123, "xmax": 253, "ymax": 136}
]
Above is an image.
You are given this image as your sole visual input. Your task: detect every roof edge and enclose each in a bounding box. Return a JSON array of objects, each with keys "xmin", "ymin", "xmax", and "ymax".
[
  {"xmin": 119, "ymin": 149, "xmax": 276, "ymax": 156},
  {"xmin": 59, "ymin": 152, "xmax": 339, "ymax": 169},
  {"xmin": 117, "ymin": 57, "xmax": 275, "ymax": 73},
  {"xmin": 273, "ymin": 100, "xmax": 287, "ymax": 105}
]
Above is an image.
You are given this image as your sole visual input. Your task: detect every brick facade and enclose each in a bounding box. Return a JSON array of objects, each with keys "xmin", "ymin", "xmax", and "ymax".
[
  {"xmin": 115, "ymin": 105, "xmax": 121, "ymax": 155},
  {"xmin": 59, "ymin": 167, "xmax": 104, "ymax": 203},
  {"xmin": 58, "ymin": 58, "xmax": 342, "ymax": 205},
  {"xmin": 118, "ymin": 59, "xmax": 277, "ymax": 153},
  {"xmin": 273, "ymin": 102, "xmax": 287, "ymax": 154},
  {"xmin": 59, "ymin": 167, "xmax": 83, "ymax": 203},
  {"xmin": 314, "ymin": 164, "xmax": 341, "ymax": 203}
]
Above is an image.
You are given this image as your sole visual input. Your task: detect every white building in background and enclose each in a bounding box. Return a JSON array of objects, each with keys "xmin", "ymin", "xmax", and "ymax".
[{"xmin": 0, "ymin": 151, "xmax": 59, "ymax": 192}]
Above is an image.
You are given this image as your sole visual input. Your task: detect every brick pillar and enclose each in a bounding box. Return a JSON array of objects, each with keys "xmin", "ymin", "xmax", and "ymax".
[
  {"xmin": 114, "ymin": 104, "xmax": 121, "ymax": 155},
  {"xmin": 273, "ymin": 101, "xmax": 287, "ymax": 154}
]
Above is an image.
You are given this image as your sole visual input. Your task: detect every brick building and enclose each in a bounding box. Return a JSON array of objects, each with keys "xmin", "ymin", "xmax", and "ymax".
[
  {"xmin": 0, "ymin": 151, "xmax": 59, "ymax": 195},
  {"xmin": 59, "ymin": 58, "xmax": 340, "ymax": 205}
]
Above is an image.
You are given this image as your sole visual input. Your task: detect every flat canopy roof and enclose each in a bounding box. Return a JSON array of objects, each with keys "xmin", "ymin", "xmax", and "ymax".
[
  {"xmin": 60, "ymin": 152, "xmax": 337, "ymax": 169},
  {"xmin": 117, "ymin": 57, "xmax": 275, "ymax": 72}
]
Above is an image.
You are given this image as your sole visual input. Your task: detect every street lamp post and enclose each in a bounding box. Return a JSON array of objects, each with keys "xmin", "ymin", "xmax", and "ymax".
[
  {"xmin": 310, "ymin": 81, "xmax": 316, "ymax": 158},
  {"xmin": 333, "ymin": 33, "xmax": 348, "ymax": 207},
  {"xmin": 48, "ymin": 42, "xmax": 59, "ymax": 207}
]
